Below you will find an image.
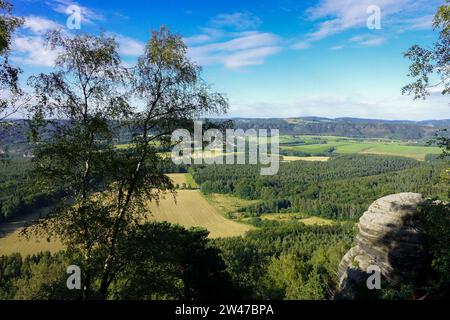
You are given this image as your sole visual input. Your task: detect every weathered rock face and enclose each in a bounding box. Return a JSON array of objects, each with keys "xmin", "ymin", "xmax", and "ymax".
[{"xmin": 337, "ymin": 193, "xmax": 428, "ymax": 299}]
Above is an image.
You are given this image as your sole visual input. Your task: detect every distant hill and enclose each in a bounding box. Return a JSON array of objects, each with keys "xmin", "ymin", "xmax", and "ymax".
[
  {"xmin": 1, "ymin": 117, "xmax": 449, "ymax": 153},
  {"xmin": 417, "ymin": 119, "xmax": 450, "ymax": 127},
  {"xmin": 232, "ymin": 117, "xmax": 450, "ymax": 140},
  {"xmin": 0, "ymin": 119, "xmax": 136, "ymax": 157}
]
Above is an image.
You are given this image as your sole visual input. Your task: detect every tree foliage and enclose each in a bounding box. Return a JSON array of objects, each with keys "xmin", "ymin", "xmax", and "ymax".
[
  {"xmin": 25, "ymin": 27, "xmax": 227, "ymax": 299},
  {"xmin": 0, "ymin": 0, "xmax": 26, "ymax": 124},
  {"xmin": 214, "ymin": 222, "xmax": 354, "ymax": 299},
  {"xmin": 193, "ymin": 155, "xmax": 448, "ymax": 219},
  {"xmin": 417, "ymin": 200, "xmax": 450, "ymax": 298},
  {"xmin": 403, "ymin": 0, "xmax": 450, "ymax": 156},
  {"xmin": 1, "ymin": 223, "xmax": 237, "ymax": 300}
]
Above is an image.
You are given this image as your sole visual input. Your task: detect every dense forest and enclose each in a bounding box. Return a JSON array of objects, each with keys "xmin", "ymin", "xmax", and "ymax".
[
  {"xmin": 2, "ymin": 207, "xmax": 447, "ymax": 300},
  {"xmin": 0, "ymin": 160, "xmax": 59, "ymax": 223},
  {"xmin": 192, "ymin": 154, "xmax": 448, "ymax": 219},
  {"xmin": 0, "ymin": 157, "xmax": 189, "ymax": 225},
  {"xmin": 232, "ymin": 117, "xmax": 447, "ymax": 140},
  {"xmin": 0, "ymin": 221, "xmax": 355, "ymax": 300}
]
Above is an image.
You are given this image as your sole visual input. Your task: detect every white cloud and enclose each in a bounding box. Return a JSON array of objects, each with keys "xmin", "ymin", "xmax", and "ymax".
[
  {"xmin": 350, "ymin": 34, "xmax": 385, "ymax": 46},
  {"xmin": 183, "ymin": 28, "xmax": 227, "ymax": 46},
  {"xmin": 303, "ymin": 0, "xmax": 439, "ymax": 43},
  {"xmin": 186, "ymin": 12, "xmax": 281, "ymax": 69},
  {"xmin": 108, "ymin": 33, "xmax": 145, "ymax": 57},
  {"xmin": 49, "ymin": 0, "xmax": 104, "ymax": 25},
  {"xmin": 12, "ymin": 36, "xmax": 60, "ymax": 67},
  {"xmin": 13, "ymin": 15, "xmax": 64, "ymax": 67},
  {"xmin": 14, "ymin": 14, "xmax": 144, "ymax": 66},
  {"xmin": 211, "ymin": 12, "xmax": 261, "ymax": 30},
  {"xmin": 23, "ymin": 16, "xmax": 63, "ymax": 34},
  {"xmin": 222, "ymin": 46, "xmax": 281, "ymax": 69},
  {"xmin": 330, "ymin": 45, "xmax": 345, "ymax": 50},
  {"xmin": 228, "ymin": 94, "xmax": 450, "ymax": 120},
  {"xmin": 188, "ymin": 31, "xmax": 281, "ymax": 69},
  {"xmin": 192, "ymin": 32, "xmax": 279, "ymax": 53},
  {"xmin": 183, "ymin": 34, "xmax": 215, "ymax": 46},
  {"xmin": 396, "ymin": 14, "xmax": 434, "ymax": 32},
  {"xmin": 306, "ymin": 0, "xmax": 408, "ymax": 40},
  {"xmin": 292, "ymin": 41, "xmax": 311, "ymax": 50}
]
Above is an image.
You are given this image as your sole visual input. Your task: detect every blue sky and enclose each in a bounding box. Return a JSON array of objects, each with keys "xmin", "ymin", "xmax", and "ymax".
[{"xmin": 10, "ymin": 0, "xmax": 450, "ymax": 120}]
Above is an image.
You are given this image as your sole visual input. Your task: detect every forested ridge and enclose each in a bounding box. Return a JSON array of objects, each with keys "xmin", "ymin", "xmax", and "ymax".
[
  {"xmin": 193, "ymin": 155, "xmax": 448, "ymax": 219},
  {"xmin": 0, "ymin": 160, "xmax": 59, "ymax": 223},
  {"xmin": 232, "ymin": 117, "xmax": 448, "ymax": 140},
  {"xmin": 2, "ymin": 116, "xmax": 449, "ymax": 156}
]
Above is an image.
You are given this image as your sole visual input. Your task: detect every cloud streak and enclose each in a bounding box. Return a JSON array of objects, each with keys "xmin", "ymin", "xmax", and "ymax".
[
  {"xmin": 188, "ymin": 31, "xmax": 281, "ymax": 69},
  {"xmin": 349, "ymin": 34, "xmax": 385, "ymax": 46},
  {"xmin": 23, "ymin": 16, "xmax": 63, "ymax": 34},
  {"xmin": 12, "ymin": 36, "xmax": 60, "ymax": 67},
  {"xmin": 306, "ymin": 0, "xmax": 407, "ymax": 40},
  {"xmin": 186, "ymin": 12, "xmax": 281, "ymax": 69},
  {"xmin": 12, "ymin": 15, "xmax": 145, "ymax": 67},
  {"xmin": 107, "ymin": 33, "xmax": 145, "ymax": 57},
  {"xmin": 295, "ymin": 0, "xmax": 440, "ymax": 49},
  {"xmin": 210, "ymin": 12, "xmax": 261, "ymax": 30}
]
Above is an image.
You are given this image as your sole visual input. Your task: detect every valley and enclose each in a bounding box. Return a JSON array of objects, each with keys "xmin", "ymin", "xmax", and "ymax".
[
  {"xmin": 1, "ymin": 0, "xmax": 449, "ymax": 303},
  {"xmin": 0, "ymin": 131, "xmax": 448, "ymax": 300}
]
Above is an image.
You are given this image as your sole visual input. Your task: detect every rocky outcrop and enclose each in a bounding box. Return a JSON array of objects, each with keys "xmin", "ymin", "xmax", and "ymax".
[{"xmin": 337, "ymin": 193, "xmax": 428, "ymax": 299}]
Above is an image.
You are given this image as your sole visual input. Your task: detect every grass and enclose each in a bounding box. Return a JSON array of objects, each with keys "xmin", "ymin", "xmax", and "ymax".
[
  {"xmin": 0, "ymin": 206, "xmax": 64, "ymax": 256},
  {"xmin": 280, "ymin": 136, "xmax": 442, "ymax": 160},
  {"xmin": 299, "ymin": 216, "xmax": 335, "ymax": 226},
  {"xmin": 151, "ymin": 176, "xmax": 251, "ymax": 238},
  {"xmin": 167, "ymin": 173, "xmax": 198, "ymax": 188},
  {"xmin": 357, "ymin": 144, "xmax": 442, "ymax": 161},
  {"xmin": 145, "ymin": 190, "xmax": 253, "ymax": 238},
  {"xmin": 0, "ymin": 176, "xmax": 250, "ymax": 256},
  {"xmin": 259, "ymin": 213, "xmax": 307, "ymax": 220},
  {"xmin": 258, "ymin": 213, "xmax": 334, "ymax": 226},
  {"xmin": 281, "ymin": 156, "xmax": 330, "ymax": 162},
  {"xmin": 205, "ymin": 195, "xmax": 337, "ymax": 227},
  {"xmin": 166, "ymin": 173, "xmax": 188, "ymax": 186},
  {"xmin": 204, "ymin": 193, "xmax": 259, "ymax": 216},
  {"xmin": 114, "ymin": 144, "xmax": 132, "ymax": 150},
  {"xmin": 0, "ymin": 229, "xmax": 63, "ymax": 256},
  {"xmin": 184, "ymin": 173, "xmax": 198, "ymax": 188}
]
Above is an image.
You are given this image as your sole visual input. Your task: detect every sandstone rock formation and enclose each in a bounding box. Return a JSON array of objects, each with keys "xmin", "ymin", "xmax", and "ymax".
[{"xmin": 337, "ymin": 193, "xmax": 428, "ymax": 299}]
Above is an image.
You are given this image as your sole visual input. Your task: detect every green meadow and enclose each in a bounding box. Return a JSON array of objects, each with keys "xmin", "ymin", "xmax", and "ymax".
[{"xmin": 280, "ymin": 135, "xmax": 442, "ymax": 160}]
